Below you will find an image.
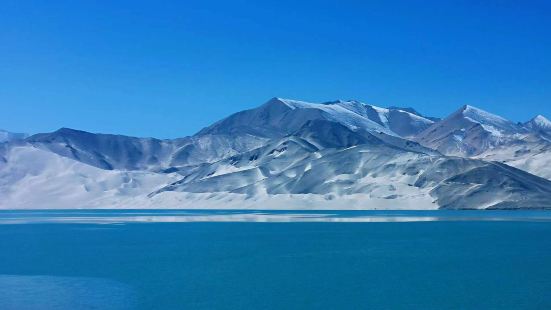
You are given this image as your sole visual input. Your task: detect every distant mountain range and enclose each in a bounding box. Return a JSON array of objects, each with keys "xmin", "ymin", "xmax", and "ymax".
[{"xmin": 2, "ymin": 98, "xmax": 551, "ymax": 210}]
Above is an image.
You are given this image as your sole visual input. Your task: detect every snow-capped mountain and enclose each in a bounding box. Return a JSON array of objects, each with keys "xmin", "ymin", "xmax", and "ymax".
[
  {"xmin": 1, "ymin": 97, "xmax": 551, "ymax": 210},
  {"xmin": 25, "ymin": 128, "xmax": 268, "ymax": 171},
  {"xmin": 414, "ymin": 105, "xmax": 551, "ymax": 179},
  {"xmin": 197, "ymin": 97, "xmax": 436, "ymax": 139},
  {"xmin": 26, "ymin": 128, "xmax": 179, "ymax": 170},
  {"xmin": 474, "ymin": 138, "xmax": 551, "ymax": 181},
  {"xmin": 0, "ymin": 130, "xmax": 28, "ymax": 143},
  {"xmin": 415, "ymin": 105, "xmax": 527, "ymax": 156},
  {"xmin": 524, "ymin": 115, "xmax": 551, "ymax": 135},
  {"xmin": 388, "ymin": 106, "xmax": 441, "ymax": 122},
  {"xmin": 153, "ymin": 120, "xmax": 551, "ymax": 209}
]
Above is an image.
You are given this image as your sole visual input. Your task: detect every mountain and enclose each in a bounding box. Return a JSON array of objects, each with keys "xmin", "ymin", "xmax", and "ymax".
[
  {"xmin": 0, "ymin": 130, "xmax": 28, "ymax": 143},
  {"xmin": 1, "ymin": 97, "xmax": 551, "ymax": 210},
  {"xmin": 26, "ymin": 128, "xmax": 178, "ymax": 171},
  {"xmin": 387, "ymin": 106, "xmax": 441, "ymax": 122},
  {"xmin": 197, "ymin": 97, "xmax": 435, "ymax": 139},
  {"xmin": 153, "ymin": 120, "xmax": 551, "ymax": 209},
  {"xmin": 524, "ymin": 115, "xmax": 551, "ymax": 136},
  {"xmin": 25, "ymin": 128, "xmax": 268, "ymax": 171},
  {"xmin": 473, "ymin": 135, "xmax": 551, "ymax": 180},
  {"xmin": 319, "ymin": 100, "xmax": 437, "ymax": 138},
  {"xmin": 415, "ymin": 106, "xmax": 551, "ymax": 179},
  {"xmin": 415, "ymin": 105, "xmax": 528, "ymax": 156},
  {"xmin": 0, "ymin": 144, "xmax": 179, "ymax": 209}
]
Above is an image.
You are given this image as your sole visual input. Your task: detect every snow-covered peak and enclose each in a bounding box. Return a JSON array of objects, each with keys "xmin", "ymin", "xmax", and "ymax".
[
  {"xmin": 196, "ymin": 97, "xmax": 438, "ymax": 139},
  {"xmin": 313, "ymin": 100, "xmax": 436, "ymax": 129},
  {"xmin": 388, "ymin": 106, "xmax": 420, "ymax": 115},
  {"xmin": 442, "ymin": 105, "xmax": 525, "ymax": 135},
  {"xmin": 525, "ymin": 115, "xmax": 551, "ymax": 131},
  {"xmin": 454, "ymin": 105, "xmax": 520, "ymax": 133},
  {"xmin": 387, "ymin": 106, "xmax": 441, "ymax": 122},
  {"xmin": 415, "ymin": 105, "xmax": 527, "ymax": 156},
  {"xmin": 267, "ymin": 97, "xmax": 317, "ymax": 110},
  {"xmin": 197, "ymin": 97, "xmax": 398, "ymax": 138}
]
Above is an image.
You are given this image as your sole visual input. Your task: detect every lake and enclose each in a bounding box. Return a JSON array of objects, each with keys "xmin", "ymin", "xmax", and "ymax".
[{"xmin": 1, "ymin": 210, "xmax": 550, "ymax": 309}]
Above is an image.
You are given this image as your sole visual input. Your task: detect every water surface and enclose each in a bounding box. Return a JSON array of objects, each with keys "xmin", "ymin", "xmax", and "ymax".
[{"xmin": 1, "ymin": 210, "xmax": 550, "ymax": 309}]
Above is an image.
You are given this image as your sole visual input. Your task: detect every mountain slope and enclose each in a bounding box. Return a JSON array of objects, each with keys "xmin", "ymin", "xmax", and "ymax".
[
  {"xmin": 19, "ymin": 98, "xmax": 437, "ymax": 172},
  {"xmin": 25, "ymin": 128, "xmax": 269, "ymax": 171},
  {"xmin": 153, "ymin": 121, "xmax": 551, "ymax": 209},
  {"xmin": 1, "ymin": 98, "xmax": 551, "ymax": 210},
  {"xmin": 474, "ymin": 136, "xmax": 551, "ymax": 180},
  {"xmin": 415, "ymin": 105, "xmax": 528, "ymax": 156},
  {"xmin": 321, "ymin": 100, "xmax": 436, "ymax": 138},
  {"xmin": 0, "ymin": 145, "xmax": 179, "ymax": 209},
  {"xmin": 0, "ymin": 130, "xmax": 28, "ymax": 143},
  {"xmin": 27, "ymin": 128, "xmax": 178, "ymax": 170},
  {"xmin": 525, "ymin": 115, "xmax": 551, "ymax": 130},
  {"xmin": 524, "ymin": 115, "xmax": 551, "ymax": 138},
  {"xmin": 388, "ymin": 106, "xmax": 441, "ymax": 122},
  {"xmin": 414, "ymin": 106, "xmax": 551, "ymax": 179},
  {"xmin": 153, "ymin": 142, "xmax": 551, "ymax": 209},
  {"xmin": 197, "ymin": 97, "xmax": 435, "ymax": 139}
]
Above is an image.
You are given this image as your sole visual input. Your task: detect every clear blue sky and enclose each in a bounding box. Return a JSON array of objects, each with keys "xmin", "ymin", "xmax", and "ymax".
[{"xmin": 1, "ymin": 0, "xmax": 550, "ymax": 138}]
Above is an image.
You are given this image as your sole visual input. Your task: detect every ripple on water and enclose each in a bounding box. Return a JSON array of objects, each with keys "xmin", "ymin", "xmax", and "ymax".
[{"xmin": 0, "ymin": 275, "xmax": 135, "ymax": 310}]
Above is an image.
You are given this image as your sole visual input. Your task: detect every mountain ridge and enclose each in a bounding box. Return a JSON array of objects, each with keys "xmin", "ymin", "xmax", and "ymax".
[
  {"xmin": 0, "ymin": 130, "xmax": 28, "ymax": 143},
  {"xmin": 2, "ymin": 97, "xmax": 551, "ymax": 209}
]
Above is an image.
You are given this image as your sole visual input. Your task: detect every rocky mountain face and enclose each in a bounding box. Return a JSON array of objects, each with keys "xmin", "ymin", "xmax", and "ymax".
[
  {"xmin": 414, "ymin": 105, "xmax": 551, "ymax": 179},
  {"xmin": 1, "ymin": 98, "xmax": 551, "ymax": 209}
]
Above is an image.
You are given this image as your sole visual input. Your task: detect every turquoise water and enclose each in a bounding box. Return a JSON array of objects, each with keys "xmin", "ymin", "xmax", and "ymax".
[{"xmin": 1, "ymin": 210, "xmax": 551, "ymax": 309}]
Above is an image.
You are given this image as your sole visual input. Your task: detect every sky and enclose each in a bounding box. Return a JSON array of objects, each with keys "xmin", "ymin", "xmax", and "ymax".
[{"xmin": 1, "ymin": 0, "xmax": 550, "ymax": 138}]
